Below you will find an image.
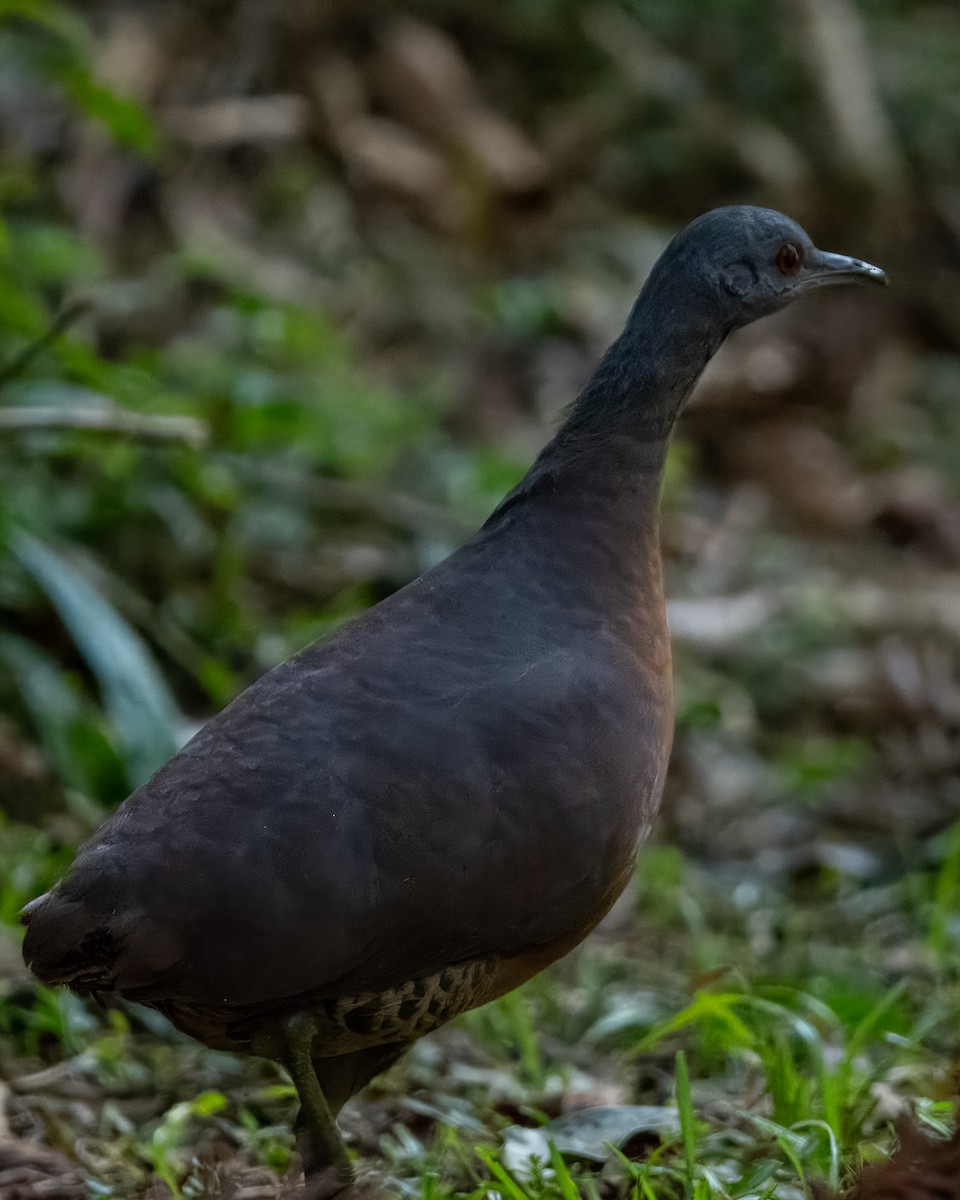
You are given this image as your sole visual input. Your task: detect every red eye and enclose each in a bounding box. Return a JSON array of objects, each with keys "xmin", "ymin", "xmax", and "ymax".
[{"xmin": 776, "ymin": 243, "xmax": 801, "ymax": 275}]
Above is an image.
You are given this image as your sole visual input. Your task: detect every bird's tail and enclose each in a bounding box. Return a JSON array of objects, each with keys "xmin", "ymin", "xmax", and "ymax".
[{"xmin": 21, "ymin": 890, "xmax": 121, "ymax": 991}]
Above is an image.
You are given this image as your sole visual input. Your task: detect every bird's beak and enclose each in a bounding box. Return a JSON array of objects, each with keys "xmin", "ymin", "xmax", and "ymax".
[{"xmin": 797, "ymin": 249, "xmax": 888, "ymax": 291}]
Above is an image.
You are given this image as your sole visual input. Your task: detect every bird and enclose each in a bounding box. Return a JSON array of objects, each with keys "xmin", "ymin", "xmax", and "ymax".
[{"xmin": 21, "ymin": 207, "xmax": 886, "ymax": 1196}]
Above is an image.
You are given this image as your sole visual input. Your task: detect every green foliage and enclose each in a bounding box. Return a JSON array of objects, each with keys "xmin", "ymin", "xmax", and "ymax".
[
  {"xmin": 146, "ymin": 1091, "xmax": 228, "ymax": 1197},
  {"xmin": 0, "ymin": 13, "xmax": 495, "ymax": 796},
  {"xmin": 12, "ymin": 532, "xmax": 181, "ymax": 784},
  {"xmin": 2, "ymin": 0, "xmax": 960, "ymax": 1197},
  {"xmin": 0, "ymin": 0, "xmax": 160, "ymax": 152}
]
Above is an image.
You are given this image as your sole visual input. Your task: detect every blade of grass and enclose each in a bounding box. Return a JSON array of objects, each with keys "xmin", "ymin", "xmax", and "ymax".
[
  {"xmin": 791, "ymin": 1120, "xmax": 840, "ymax": 1191},
  {"xmin": 548, "ymin": 1141, "xmax": 579, "ymax": 1200},
  {"xmin": 929, "ymin": 819, "xmax": 960, "ymax": 959},
  {"xmin": 675, "ymin": 1050, "xmax": 697, "ymax": 1199},
  {"xmin": 475, "ymin": 1148, "xmax": 529, "ymax": 1200},
  {"xmin": 634, "ymin": 991, "xmax": 756, "ymax": 1056},
  {"xmin": 12, "ymin": 531, "xmax": 181, "ymax": 785}
]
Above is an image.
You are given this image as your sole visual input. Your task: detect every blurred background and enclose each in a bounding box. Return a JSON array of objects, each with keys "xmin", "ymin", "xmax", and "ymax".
[{"xmin": 2, "ymin": 1, "xmax": 960, "ymax": 1196}]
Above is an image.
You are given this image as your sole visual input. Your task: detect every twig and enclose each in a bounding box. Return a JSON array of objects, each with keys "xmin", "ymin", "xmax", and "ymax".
[
  {"xmin": 0, "ymin": 406, "xmax": 208, "ymax": 447},
  {"xmin": 163, "ymin": 94, "xmax": 310, "ymax": 147},
  {"xmin": 7, "ymin": 1060, "xmax": 96, "ymax": 1096},
  {"xmin": 0, "ymin": 301, "xmax": 91, "ymax": 390}
]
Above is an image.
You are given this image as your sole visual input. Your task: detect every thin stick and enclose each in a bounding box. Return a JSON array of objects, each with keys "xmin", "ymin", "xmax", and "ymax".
[
  {"xmin": 0, "ymin": 406, "xmax": 208, "ymax": 447},
  {"xmin": 0, "ymin": 301, "xmax": 91, "ymax": 389}
]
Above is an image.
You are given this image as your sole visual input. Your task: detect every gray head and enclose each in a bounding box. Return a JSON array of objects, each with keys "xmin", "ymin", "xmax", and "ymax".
[
  {"xmin": 562, "ymin": 206, "xmax": 886, "ymax": 443},
  {"xmin": 651, "ymin": 205, "xmax": 886, "ymax": 333}
]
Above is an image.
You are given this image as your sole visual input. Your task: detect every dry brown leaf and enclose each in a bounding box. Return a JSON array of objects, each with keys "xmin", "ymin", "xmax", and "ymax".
[
  {"xmin": 812, "ymin": 1116, "xmax": 960, "ymax": 1200},
  {"xmin": 338, "ymin": 117, "xmax": 451, "ymax": 203},
  {"xmin": 375, "ymin": 17, "xmax": 546, "ymax": 194},
  {"xmin": 0, "ymin": 1138, "xmax": 86, "ymax": 1200},
  {"xmin": 729, "ymin": 418, "xmax": 872, "ymax": 533},
  {"xmin": 311, "ymin": 55, "xmax": 369, "ymax": 145}
]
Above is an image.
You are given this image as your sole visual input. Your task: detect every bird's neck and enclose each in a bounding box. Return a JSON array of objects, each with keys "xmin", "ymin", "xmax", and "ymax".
[
  {"xmin": 489, "ymin": 289, "xmax": 724, "ymax": 537},
  {"xmin": 564, "ymin": 279, "xmax": 726, "ymax": 444},
  {"xmin": 480, "ymin": 287, "xmax": 724, "ymax": 620}
]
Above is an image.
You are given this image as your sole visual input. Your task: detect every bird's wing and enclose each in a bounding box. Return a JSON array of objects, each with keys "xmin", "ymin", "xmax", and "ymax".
[{"xmin": 24, "ymin": 547, "xmax": 670, "ymax": 1012}]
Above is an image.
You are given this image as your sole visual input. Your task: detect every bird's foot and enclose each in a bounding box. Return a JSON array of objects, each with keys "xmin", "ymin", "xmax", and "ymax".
[
  {"xmin": 279, "ymin": 1163, "xmax": 394, "ymax": 1200},
  {"xmin": 330, "ymin": 1166, "xmax": 394, "ymax": 1200},
  {"xmin": 304, "ymin": 1164, "xmax": 354, "ymax": 1199},
  {"xmin": 279, "ymin": 1163, "xmax": 354, "ymax": 1199}
]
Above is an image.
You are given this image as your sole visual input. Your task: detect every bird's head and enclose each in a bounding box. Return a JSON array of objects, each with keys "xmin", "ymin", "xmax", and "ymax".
[
  {"xmin": 659, "ymin": 205, "xmax": 887, "ymax": 331},
  {"xmin": 553, "ymin": 204, "xmax": 888, "ymax": 447}
]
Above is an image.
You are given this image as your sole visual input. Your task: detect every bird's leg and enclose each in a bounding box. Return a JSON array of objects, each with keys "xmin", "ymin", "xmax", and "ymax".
[{"xmin": 276, "ymin": 1013, "xmax": 353, "ymax": 1197}]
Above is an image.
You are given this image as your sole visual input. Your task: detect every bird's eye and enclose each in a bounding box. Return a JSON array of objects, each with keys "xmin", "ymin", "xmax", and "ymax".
[{"xmin": 775, "ymin": 243, "xmax": 801, "ymax": 275}]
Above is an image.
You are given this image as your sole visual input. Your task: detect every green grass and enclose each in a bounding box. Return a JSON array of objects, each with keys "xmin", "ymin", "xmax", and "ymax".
[
  {"xmin": 3, "ymin": 823, "xmax": 959, "ymax": 1197},
  {"xmin": 3, "ymin": 0, "xmax": 960, "ymax": 1194}
]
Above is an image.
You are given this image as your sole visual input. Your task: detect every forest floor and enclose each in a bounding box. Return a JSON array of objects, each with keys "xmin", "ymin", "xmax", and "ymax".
[
  {"xmin": 3, "ymin": 820, "xmax": 960, "ymax": 1198},
  {"xmin": 4, "ymin": 0, "xmax": 960, "ymax": 1196}
]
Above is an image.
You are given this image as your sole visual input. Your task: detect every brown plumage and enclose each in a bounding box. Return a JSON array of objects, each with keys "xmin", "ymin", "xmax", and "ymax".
[
  {"xmin": 20, "ymin": 207, "xmax": 886, "ymax": 1195},
  {"xmin": 811, "ymin": 1117, "xmax": 960, "ymax": 1200}
]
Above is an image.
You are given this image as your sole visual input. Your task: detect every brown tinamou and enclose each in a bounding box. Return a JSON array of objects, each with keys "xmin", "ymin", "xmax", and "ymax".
[{"xmin": 21, "ymin": 207, "xmax": 886, "ymax": 1195}]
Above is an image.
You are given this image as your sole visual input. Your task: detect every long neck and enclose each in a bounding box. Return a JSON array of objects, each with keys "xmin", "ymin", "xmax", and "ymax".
[
  {"xmin": 564, "ymin": 283, "xmax": 725, "ymax": 445},
  {"xmin": 475, "ymin": 263, "xmax": 730, "ymax": 634},
  {"xmin": 486, "ymin": 266, "xmax": 726, "ymax": 551}
]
